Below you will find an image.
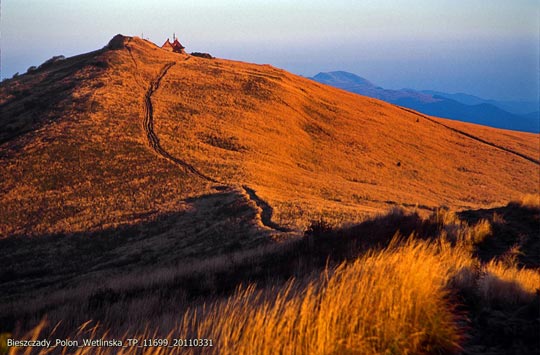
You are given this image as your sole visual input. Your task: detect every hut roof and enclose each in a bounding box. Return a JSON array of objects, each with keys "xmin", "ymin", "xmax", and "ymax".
[{"xmin": 172, "ymin": 38, "xmax": 185, "ymax": 50}]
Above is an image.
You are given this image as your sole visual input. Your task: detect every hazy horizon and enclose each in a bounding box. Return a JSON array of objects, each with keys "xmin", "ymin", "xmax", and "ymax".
[{"xmin": 2, "ymin": 0, "xmax": 539, "ymax": 102}]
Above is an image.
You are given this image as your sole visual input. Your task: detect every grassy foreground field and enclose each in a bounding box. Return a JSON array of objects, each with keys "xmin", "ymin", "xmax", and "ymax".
[{"xmin": 2, "ymin": 196, "xmax": 539, "ymax": 355}]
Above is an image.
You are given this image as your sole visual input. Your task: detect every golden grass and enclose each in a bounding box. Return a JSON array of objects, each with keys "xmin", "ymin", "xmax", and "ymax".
[
  {"xmin": 466, "ymin": 219, "xmax": 492, "ymax": 245},
  {"xmin": 478, "ymin": 260, "xmax": 540, "ymax": 305},
  {"xmin": 1, "ymin": 35, "xmax": 539, "ymax": 238},
  {"xmin": 178, "ymin": 239, "xmax": 471, "ymax": 355},
  {"xmin": 3, "ymin": 204, "xmax": 539, "ymax": 354},
  {"xmin": 5, "ymin": 238, "xmax": 474, "ymax": 355},
  {"xmin": 517, "ymin": 193, "xmax": 540, "ymax": 208},
  {"xmin": 429, "ymin": 208, "xmax": 492, "ymax": 246}
]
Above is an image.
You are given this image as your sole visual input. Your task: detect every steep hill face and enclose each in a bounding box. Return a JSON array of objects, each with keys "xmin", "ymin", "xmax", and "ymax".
[{"xmin": 0, "ymin": 35, "xmax": 538, "ymax": 240}]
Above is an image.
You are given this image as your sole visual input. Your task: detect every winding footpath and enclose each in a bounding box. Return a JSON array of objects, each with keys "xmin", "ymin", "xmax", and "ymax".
[
  {"xmin": 142, "ymin": 62, "xmax": 219, "ymax": 183},
  {"xmin": 139, "ymin": 55, "xmax": 536, "ymax": 235},
  {"xmin": 242, "ymin": 186, "xmax": 291, "ymax": 232},
  {"xmin": 141, "ymin": 61, "xmax": 288, "ymax": 232}
]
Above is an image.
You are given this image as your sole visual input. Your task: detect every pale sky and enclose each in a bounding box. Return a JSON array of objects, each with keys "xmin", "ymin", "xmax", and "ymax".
[{"xmin": 2, "ymin": 0, "xmax": 539, "ymax": 101}]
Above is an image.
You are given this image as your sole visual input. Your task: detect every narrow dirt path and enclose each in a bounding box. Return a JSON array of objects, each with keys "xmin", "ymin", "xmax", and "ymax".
[
  {"xmin": 142, "ymin": 62, "xmax": 219, "ymax": 183},
  {"xmin": 398, "ymin": 106, "xmax": 540, "ymax": 165},
  {"xmin": 142, "ymin": 61, "xmax": 289, "ymax": 232},
  {"xmin": 242, "ymin": 186, "xmax": 292, "ymax": 232}
]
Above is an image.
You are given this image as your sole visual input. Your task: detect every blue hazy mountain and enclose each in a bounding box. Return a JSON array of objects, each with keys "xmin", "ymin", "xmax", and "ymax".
[
  {"xmin": 311, "ymin": 71, "xmax": 539, "ymax": 133},
  {"xmin": 421, "ymin": 90, "xmax": 539, "ymax": 116}
]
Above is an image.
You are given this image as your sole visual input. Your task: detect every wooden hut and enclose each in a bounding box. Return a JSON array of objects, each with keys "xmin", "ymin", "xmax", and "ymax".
[{"xmin": 161, "ymin": 34, "xmax": 186, "ymax": 54}]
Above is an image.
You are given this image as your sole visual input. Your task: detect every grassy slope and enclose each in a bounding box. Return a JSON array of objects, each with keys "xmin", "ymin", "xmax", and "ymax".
[{"xmin": 0, "ymin": 35, "xmax": 538, "ymax": 239}]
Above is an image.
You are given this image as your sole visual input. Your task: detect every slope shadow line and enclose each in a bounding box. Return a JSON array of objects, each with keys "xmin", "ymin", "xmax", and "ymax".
[{"xmin": 398, "ymin": 106, "xmax": 539, "ymax": 165}]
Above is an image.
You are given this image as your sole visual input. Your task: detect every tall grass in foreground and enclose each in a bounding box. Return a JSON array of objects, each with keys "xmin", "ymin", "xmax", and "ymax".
[
  {"xmin": 5, "ymin": 203, "xmax": 539, "ymax": 355},
  {"xmin": 479, "ymin": 260, "xmax": 540, "ymax": 305},
  {"xmin": 7, "ymin": 239, "xmax": 474, "ymax": 355},
  {"xmin": 180, "ymin": 238, "xmax": 472, "ymax": 355}
]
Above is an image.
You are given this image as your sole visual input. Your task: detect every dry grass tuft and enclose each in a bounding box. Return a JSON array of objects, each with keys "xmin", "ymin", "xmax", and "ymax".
[
  {"xmin": 466, "ymin": 219, "xmax": 492, "ymax": 245},
  {"xmin": 478, "ymin": 260, "xmax": 540, "ymax": 305},
  {"xmin": 430, "ymin": 208, "xmax": 492, "ymax": 247},
  {"xmin": 3, "ymin": 204, "xmax": 539, "ymax": 355},
  {"xmin": 6, "ymin": 239, "xmax": 473, "ymax": 355},
  {"xmin": 180, "ymin": 239, "xmax": 468, "ymax": 355},
  {"xmin": 517, "ymin": 193, "xmax": 540, "ymax": 208}
]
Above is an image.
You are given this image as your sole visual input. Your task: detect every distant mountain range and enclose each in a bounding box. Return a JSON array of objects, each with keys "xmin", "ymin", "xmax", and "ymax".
[{"xmin": 311, "ymin": 71, "xmax": 539, "ymax": 133}]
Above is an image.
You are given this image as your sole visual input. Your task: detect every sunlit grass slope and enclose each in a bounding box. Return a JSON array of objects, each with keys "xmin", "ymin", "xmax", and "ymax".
[{"xmin": 1, "ymin": 35, "xmax": 538, "ymax": 238}]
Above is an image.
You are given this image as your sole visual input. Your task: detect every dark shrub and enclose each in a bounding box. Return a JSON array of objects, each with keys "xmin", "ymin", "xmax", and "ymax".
[
  {"xmin": 191, "ymin": 52, "xmax": 214, "ymax": 59},
  {"xmin": 304, "ymin": 218, "xmax": 334, "ymax": 239},
  {"xmin": 108, "ymin": 34, "xmax": 126, "ymax": 50},
  {"xmin": 26, "ymin": 66, "xmax": 38, "ymax": 74},
  {"xmin": 38, "ymin": 55, "xmax": 65, "ymax": 70},
  {"xmin": 88, "ymin": 288, "xmax": 121, "ymax": 310}
]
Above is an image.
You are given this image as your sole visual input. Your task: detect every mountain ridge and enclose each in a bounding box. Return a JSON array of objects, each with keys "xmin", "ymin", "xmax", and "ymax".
[
  {"xmin": 311, "ymin": 71, "xmax": 539, "ymax": 133},
  {"xmin": 421, "ymin": 89, "xmax": 539, "ymax": 115}
]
